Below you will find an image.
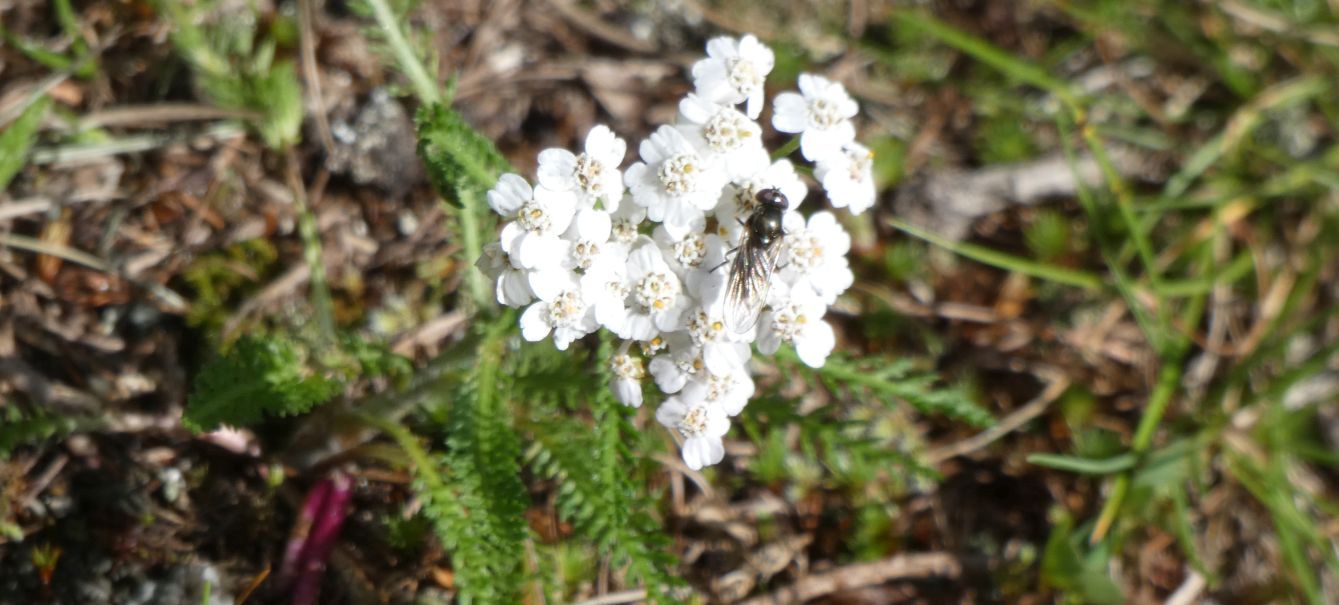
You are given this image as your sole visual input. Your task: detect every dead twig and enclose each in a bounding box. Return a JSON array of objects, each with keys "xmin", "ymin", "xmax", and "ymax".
[
  {"xmin": 549, "ymin": 0, "xmax": 657, "ymax": 54},
  {"xmin": 927, "ymin": 365, "xmax": 1069, "ymax": 464},
  {"xmin": 570, "ymin": 589, "xmax": 647, "ymax": 605},
  {"xmin": 297, "ymin": 0, "xmax": 335, "ymax": 155},
  {"xmin": 75, "ymin": 103, "xmax": 257, "ymax": 129},
  {"xmin": 736, "ymin": 552, "xmax": 961, "ymax": 605}
]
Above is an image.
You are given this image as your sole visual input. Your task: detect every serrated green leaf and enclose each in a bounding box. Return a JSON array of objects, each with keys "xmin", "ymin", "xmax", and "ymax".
[
  {"xmin": 184, "ymin": 334, "xmax": 342, "ymax": 432},
  {"xmin": 415, "ymin": 103, "xmax": 508, "ymax": 207},
  {"xmin": 0, "ymin": 95, "xmax": 51, "ymax": 192},
  {"xmin": 0, "ymin": 406, "xmax": 78, "ymax": 457}
]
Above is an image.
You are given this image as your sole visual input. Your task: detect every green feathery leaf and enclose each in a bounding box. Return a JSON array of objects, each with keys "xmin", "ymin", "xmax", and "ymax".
[
  {"xmin": 0, "ymin": 406, "xmax": 78, "ymax": 457},
  {"xmin": 415, "ymin": 103, "xmax": 508, "ymax": 208},
  {"xmin": 183, "ymin": 334, "xmax": 342, "ymax": 432},
  {"xmin": 526, "ymin": 337, "xmax": 681, "ymax": 601},
  {"xmin": 421, "ymin": 317, "xmax": 529, "ymax": 604}
]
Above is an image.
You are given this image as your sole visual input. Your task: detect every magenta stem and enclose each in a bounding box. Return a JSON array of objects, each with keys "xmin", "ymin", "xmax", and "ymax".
[
  {"xmin": 276, "ymin": 477, "xmax": 332, "ymax": 590},
  {"xmin": 290, "ymin": 472, "xmax": 353, "ymax": 605}
]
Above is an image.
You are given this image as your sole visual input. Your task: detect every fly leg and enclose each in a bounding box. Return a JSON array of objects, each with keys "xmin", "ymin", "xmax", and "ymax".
[{"xmin": 711, "ymin": 247, "xmax": 738, "ymax": 273}]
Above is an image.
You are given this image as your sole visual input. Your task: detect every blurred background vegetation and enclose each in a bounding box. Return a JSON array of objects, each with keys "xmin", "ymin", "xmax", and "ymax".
[{"xmin": 2, "ymin": 0, "xmax": 1339, "ymax": 603}]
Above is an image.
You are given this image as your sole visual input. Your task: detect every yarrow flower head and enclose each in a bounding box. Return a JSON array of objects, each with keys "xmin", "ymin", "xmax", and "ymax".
[
  {"xmin": 625, "ymin": 126, "xmax": 728, "ymax": 239},
  {"xmin": 480, "ymin": 34, "xmax": 874, "ymax": 470},
  {"xmin": 691, "ymin": 34, "xmax": 775, "ymax": 119},
  {"xmin": 537, "ymin": 124, "xmax": 627, "ymax": 211},
  {"xmin": 815, "ymin": 141, "xmax": 876, "ymax": 215},
  {"xmin": 771, "ymin": 74, "xmax": 858, "ymax": 163}
]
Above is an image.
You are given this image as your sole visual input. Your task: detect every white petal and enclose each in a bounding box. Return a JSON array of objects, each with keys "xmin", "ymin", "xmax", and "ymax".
[
  {"xmin": 705, "ymin": 36, "xmax": 738, "ymax": 60},
  {"xmin": 596, "ymin": 300, "xmax": 629, "ymax": 335},
  {"xmin": 677, "ymin": 93, "xmax": 717, "ymax": 125},
  {"xmin": 682, "ymin": 438, "xmax": 708, "ymax": 470},
  {"xmin": 703, "ymin": 342, "xmax": 741, "ymax": 376},
  {"xmin": 797, "ymin": 73, "xmax": 825, "ymax": 98},
  {"xmin": 519, "ymin": 303, "xmax": 551, "ymax": 342},
  {"xmin": 528, "ymin": 267, "xmax": 570, "ymax": 302},
  {"xmin": 536, "ymin": 148, "xmax": 578, "ymax": 191},
  {"xmin": 515, "ymin": 234, "xmax": 563, "ymax": 270},
  {"xmin": 498, "ymin": 221, "xmax": 523, "ymax": 256},
  {"xmin": 691, "ymin": 59, "xmax": 730, "ymax": 103},
  {"xmin": 770, "ymin": 94, "xmax": 808, "ymax": 133},
  {"xmin": 612, "ymin": 377, "xmax": 643, "ymax": 408},
  {"xmin": 700, "ymin": 436, "xmax": 726, "ymax": 468},
  {"xmin": 744, "ymin": 93, "xmax": 763, "ymax": 120},
  {"xmin": 571, "ymin": 208, "xmax": 612, "ymax": 242},
  {"xmin": 756, "ymin": 312, "xmax": 782, "ymax": 354},
  {"xmin": 800, "ymin": 127, "xmax": 848, "ymax": 163},
  {"xmin": 738, "ymin": 35, "xmax": 774, "ymax": 71},
  {"xmin": 624, "ymin": 162, "xmax": 652, "ymax": 193},
  {"xmin": 497, "ymin": 270, "xmax": 534, "ymax": 307},
  {"xmin": 655, "ymin": 396, "xmax": 689, "ymax": 427},
  {"xmin": 488, "ymin": 173, "xmax": 532, "ymax": 216},
  {"xmin": 623, "ymin": 313, "xmax": 657, "ymax": 341},
  {"xmin": 654, "ymin": 303, "xmax": 687, "ymax": 333},
  {"xmin": 705, "ymin": 407, "xmax": 730, "ymax": 438},
  {"xmin": 796, "ymin": 320, "xmax": 836, "ymax": 368},
  {"xmin": 586, "ymin": 125, "xmax": 625, "ymax": 165},
  {"xmin": 649, "ymin": 355, "xmax": 688, "ymax": 393},
  {"xmin": 661, "ymin": 203, "xmax": 705, "ymax": 239}
]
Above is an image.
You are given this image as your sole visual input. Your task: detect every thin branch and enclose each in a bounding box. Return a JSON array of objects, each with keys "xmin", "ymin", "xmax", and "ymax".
[{"xmin": 736, "ymin": 552, "xmax": 961, "ymax": 605}]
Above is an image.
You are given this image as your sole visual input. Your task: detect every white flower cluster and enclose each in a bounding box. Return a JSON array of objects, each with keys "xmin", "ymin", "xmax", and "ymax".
[{"xmin": 478, "ymin": 34, "xmax": 875, "ymax": 470}]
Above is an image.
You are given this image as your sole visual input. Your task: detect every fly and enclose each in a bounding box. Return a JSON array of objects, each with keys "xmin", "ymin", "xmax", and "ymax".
[{"xmin": 722, "ymin": 188, "xmax": 788, "ymax": 334}]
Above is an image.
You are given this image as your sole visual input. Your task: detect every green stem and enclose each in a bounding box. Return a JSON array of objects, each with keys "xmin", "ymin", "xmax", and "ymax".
[
  {"xmin": 287, "ymin": 150, "xmax": 336, "ymax": 345},
  {"xmin": 459, "ymin": 193, "xmax": 490, "ymax": 309},
  {"xmin": 356, "ymin": 411, "xmax": 446, "ymax": 491},
  {"xmin": 364, "ymin": 0, "xmax": 440, "ymax": 106},
  {"xmin": 1079, "ymin": 123, "xmax": 1161, "ymax": 290},
  {"xmin": 770, "ymin": 135, "xmax": 801, "ymax": 162},
  {"xmin": 1090, "ymin": 240, "xmax": 1210, "ymax": 543}
]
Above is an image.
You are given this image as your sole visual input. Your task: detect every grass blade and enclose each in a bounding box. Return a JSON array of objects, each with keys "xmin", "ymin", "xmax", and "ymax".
[
  {"xmin": 0, "ymin": 95, "xmax": 51, "ymax": 192},
  {"xmin": 886, "ymin": 217, "xmax": 1104, "ymax": 290}
]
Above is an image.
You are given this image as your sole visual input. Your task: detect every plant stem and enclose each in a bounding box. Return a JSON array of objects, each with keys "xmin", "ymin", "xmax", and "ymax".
[
  {"xmin": 459, "ymin": 192, "xmax": 490, "ymax": 309},
  {"xmin": 357, "ymin": 411, "xmax": 447, "ymax": 491},
  {"xmin": 1089, "ymin": 239, "xmax": 1210, "ymax": 543},
  {"xmin": 364, "ymin": 0, "xmax": 440, "ymax": 106},
  {"xmin": 286, "ymin": 149, "xmax": 336, "ymax": 345},
  {"xmin": 770, "ymin": 135, "xmax": 801, "ymax": 161}
]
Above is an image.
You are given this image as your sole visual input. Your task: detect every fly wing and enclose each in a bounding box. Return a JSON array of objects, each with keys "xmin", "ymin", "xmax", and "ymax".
[{"xmin": 723, "ymin": 235, "xmax": 784, "ymax": 335}]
